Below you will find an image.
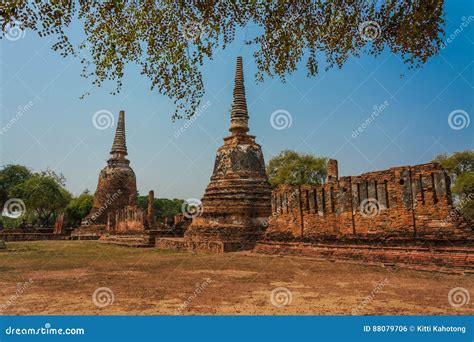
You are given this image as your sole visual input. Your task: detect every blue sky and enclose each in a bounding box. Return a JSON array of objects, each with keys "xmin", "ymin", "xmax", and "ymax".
[{"xmin": 1, "ymin": 2, "xmax": 473, "ymax": 199}]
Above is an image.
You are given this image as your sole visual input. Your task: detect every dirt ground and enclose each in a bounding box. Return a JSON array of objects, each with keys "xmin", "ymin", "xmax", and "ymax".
[{"xmin": 0, "ymin": 241, "xmax": 472, "ymax": 315}]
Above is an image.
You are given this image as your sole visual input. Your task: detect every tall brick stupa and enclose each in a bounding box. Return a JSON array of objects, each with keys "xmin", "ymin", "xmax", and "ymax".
[
  {"xmin": 184, "ymin": 56, "xmax": 272, "ymax": 252},
  {"xmin": 83, "ymin": 110, "xmax": 137, "ymax": 226}
]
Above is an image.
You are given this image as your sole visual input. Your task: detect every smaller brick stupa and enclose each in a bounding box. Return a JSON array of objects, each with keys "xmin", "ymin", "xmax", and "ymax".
[
  {"xmin": 72, "ymin": 110, "xmax": 137, "ymax": 239},
  {"xmin": 182, "ymin": 56, "xmax": 272, "ymax": 252}
]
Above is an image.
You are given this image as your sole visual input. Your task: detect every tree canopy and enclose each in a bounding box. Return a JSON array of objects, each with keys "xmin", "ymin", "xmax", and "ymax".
[
  {"xmin": 1, "ymin": 0, "xmax": 445, "ymax": 119},
  {"xmin": 12, "ymin": 172, "xmax": 72, "ymax": 226},
  {"xmin": 65, "ymin": 190, "xmax": 93, "ymax": 227},
  {"xmin": 0, "ymin": 164, "xmax": 32, "ymax": 206},
  {"xmin": 137, "ymin": 195, "xmax": 183, "ymax": 223},
  {"xmin": 267, "ymin": 149, "xmax": 327, "ymax": 187}
]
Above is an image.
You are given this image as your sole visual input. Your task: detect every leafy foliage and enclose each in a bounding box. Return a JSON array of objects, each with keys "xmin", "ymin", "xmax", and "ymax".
[
  {"xmin": 0, "ymin": 0, "xmax": 445, "ymax": 119},
  {"xmin": 65, "ymin": 190, "xmax": 93, "ymax": 227},
  {"xmin": 137, "ymin": 195, "xmax": 184, "ymax": 223},
  {"xmin": 434, "ymin": 150, "xmax": 474, "ymax": 220},
  {"xmin": 0, "ymin": 164, "xmax": 32, "ymax": 206},
  {"xmin": 10, "ymin": 172, "xmax": 71, "ymax": 226},
  {"xmin": 267, "ymin": 150, "xmax": 327, "ymax": 187}
]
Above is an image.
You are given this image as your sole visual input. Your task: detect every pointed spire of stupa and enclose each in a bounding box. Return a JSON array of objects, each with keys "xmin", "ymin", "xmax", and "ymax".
[
  {"xmin": 110, "ymin": 110, "xmax": 127, "ymax": 157},
  {"xmin": 229, "ymin": 56, "xmax": 249, "ymax": 134}
]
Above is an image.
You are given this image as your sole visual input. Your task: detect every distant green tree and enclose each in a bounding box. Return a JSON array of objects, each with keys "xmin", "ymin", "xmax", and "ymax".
[
  {"xmin": 434, "ymin": 150, "xmax": 474, "ymax": 220},
  {"xmin": 137, "ymin": 196, "xmax": 184, "ymax": 223},
  {"xmin": 0, "ymin": 164, "xmax": 32, "ymax": 206},
  {"xmin": 11, "ymin": 172, "xmax": 71, "ymax": 226},
  {"xmin": 65, "ymin": 190, "xmax": 93, "ymax": 227},
  {"xmin": 267, "ymin": 150, "xmax": 327, "ymax": 187}
]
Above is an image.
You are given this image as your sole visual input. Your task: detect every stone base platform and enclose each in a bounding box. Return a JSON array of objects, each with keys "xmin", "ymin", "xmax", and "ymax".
[
  {"xmin": 156, "ymin": 237, "xmax": 257, "ymax": 253},
  {"xmin": 0, "ymin": 240, "xmax": 5, "ymax": 249},
  {"xmin": 99, "ymin": 232, "xmax": 157, "ymax": 248},
  {"xmin": 70, "ymin": 225, "xmax": 106, "ymax": 240},
  {"xmin": 255, "ymin": 241, "xmax": 474, "ymax": 274},
  {"xmin": 0, "ymin": 232, "xmax": 69, "ymax": 242}
]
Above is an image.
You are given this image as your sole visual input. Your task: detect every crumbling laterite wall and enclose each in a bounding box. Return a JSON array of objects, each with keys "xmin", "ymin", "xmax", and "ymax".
[{"xmin": 266, "ymin": 162, "xmax": 472, "ymax": 243}]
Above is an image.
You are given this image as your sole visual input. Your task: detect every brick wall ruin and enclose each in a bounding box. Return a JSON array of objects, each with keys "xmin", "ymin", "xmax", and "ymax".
[{"xmin": 265, "ymin": 161, "xmax": 472, "ymax": 244}]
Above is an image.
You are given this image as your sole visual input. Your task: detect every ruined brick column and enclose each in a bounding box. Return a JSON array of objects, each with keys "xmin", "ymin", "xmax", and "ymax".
[
  {"xmin": 327, "ymin": 159, "xmax": 338, "ymax": 183},
  {"xmin": 147, "ymin": 190, "xmax": 155, "ymax": 229},
  {"xmin": 184, "ymin": 56, "xmax": 272, "ymax": 252},
  {"xmin": 83, "ymin": 111, "xmax": 137, "ymax": 225}
]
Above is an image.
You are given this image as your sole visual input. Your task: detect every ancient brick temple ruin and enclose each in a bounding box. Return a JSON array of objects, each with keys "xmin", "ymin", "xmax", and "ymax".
[
  {"xmin": 158, "ymin": 56, "xmax": 272, "ymax": 252},
  {"xmin": 265, "ymin": 161, "xmax": 471, "ymax": 241},
  {"xmin": 256, "ymin": 160, "xmax": 473, "ymax": 271},
  {"xmin": 71, "ymin": 111, "xmax": 138, "ymax": 239}
]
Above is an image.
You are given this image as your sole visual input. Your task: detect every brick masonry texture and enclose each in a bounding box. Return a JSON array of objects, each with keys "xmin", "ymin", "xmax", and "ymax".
[
  {"xmin": 265, "ymin": 161, "xmax": 473, "ymax": 244},
  {"xmin": 182, "ymin": 57, "xmax": 272, "ymax": 252},
  {"xmin": 83, "ymin": 111, "xmax": 137, "ymax": 226},
  {"xmin": 254, "ymin": 241, "xmax": 474, "ymax": 273}
]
